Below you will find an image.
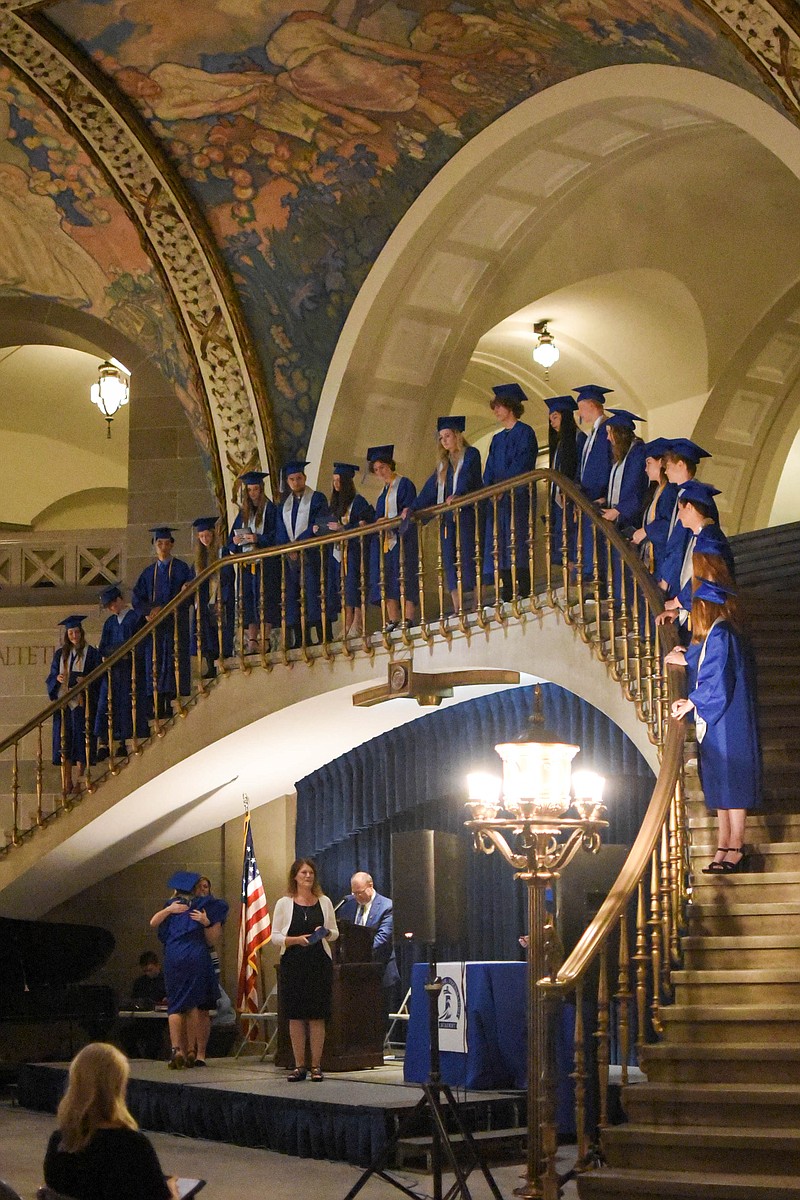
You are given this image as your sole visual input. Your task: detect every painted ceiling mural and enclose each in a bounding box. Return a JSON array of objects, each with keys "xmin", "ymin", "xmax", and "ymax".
[
  {"xmin": 40, "ymin": 0, "xmax": 786, "ymax": 461},
  {"xmin": 0, "ymin": 63, "xmax": 211, "ymax": 466}
]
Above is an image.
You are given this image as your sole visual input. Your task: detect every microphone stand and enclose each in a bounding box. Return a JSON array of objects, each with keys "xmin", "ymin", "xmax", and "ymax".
[{"xmin": 342, "ymin": 945, "xmax": 503, "ymax": 1200}]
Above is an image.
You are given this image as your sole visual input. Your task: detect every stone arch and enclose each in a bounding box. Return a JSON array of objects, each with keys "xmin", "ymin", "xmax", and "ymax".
[{"xmin": 309, "ymin": 66, "xmax": 800, "ymax": 524}]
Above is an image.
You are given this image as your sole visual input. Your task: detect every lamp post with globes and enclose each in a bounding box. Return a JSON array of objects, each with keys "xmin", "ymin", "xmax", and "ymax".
[{"xmin": 465, "ymin": 701, "xmax": 606, "ymax": 1200}]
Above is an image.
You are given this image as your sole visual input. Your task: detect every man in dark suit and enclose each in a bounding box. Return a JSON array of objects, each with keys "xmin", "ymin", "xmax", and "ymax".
[{"xmin": 339, "ymin": 872, "xmax": 400, "ymax": 1030}]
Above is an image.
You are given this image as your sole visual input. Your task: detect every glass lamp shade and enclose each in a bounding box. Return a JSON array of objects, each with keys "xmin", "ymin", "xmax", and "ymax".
[
  {"xmin": 495, "ymin": 739, "xmax": 579, "ymax": 818},
  {"xmin": 90, "ymin": 362, "xmax": 130, "ymax": 418},
  {"xmin": 466, "ymin": 771, "xmax": 502, "ymax": 820},
  {"xmin": 571, "ymin": 769, "xmax": 606, "ymax": 819},
  {"xmin": 533, "ymin": 338, "xmax": 560, "ymax": 369}
]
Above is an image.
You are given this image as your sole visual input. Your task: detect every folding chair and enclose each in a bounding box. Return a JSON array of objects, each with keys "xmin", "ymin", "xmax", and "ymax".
[{"xmin": 234, "ymin": 983, "xmax": 279, "ymax": 1061}]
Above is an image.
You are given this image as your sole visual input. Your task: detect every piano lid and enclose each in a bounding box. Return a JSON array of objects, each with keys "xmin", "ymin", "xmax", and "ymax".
[{"xmin": 0, "ymin": 916, "xmax": 115, "ymax": 993}]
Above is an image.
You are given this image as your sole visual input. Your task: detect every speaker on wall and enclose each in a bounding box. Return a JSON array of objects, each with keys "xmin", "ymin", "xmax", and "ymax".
[
  {"xmin": 556, "ymin": 843, "xmax": 631, "ymax": 957},
  {"xmin": 390, "ymin": 830, "xmax": 467, "ymax": 945}
]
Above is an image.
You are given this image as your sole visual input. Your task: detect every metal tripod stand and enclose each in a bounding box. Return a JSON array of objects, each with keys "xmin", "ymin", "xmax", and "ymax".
[{"xmin": 343, "ymin": 950, "xmax": 505, "ymax": 1200}]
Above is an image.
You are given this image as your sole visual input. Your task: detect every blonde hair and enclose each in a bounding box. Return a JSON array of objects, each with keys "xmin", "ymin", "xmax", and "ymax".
[
  {"xmin": 436, "ymin": 430, "xmax": 469, "ymax": 477},
  {"xmin": 56, "ymin": 1043, "xmax": 137, "ymax": 1152}
]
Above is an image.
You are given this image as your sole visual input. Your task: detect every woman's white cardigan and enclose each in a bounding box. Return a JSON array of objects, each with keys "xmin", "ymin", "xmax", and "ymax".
[{"xmin": 271, "ymin": 894, "xmax": 339, "ymax": 959}]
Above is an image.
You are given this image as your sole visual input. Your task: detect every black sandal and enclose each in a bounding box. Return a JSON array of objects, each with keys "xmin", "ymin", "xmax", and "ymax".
[
  {"xmin": 702, "ymin": 848, "xmax": 730, "ymax": 874},
  {"xmin": 310, "ymin": 1067, "xmax": 324, "ymax": 1082},
  {"xmin": 287, "ymin": 1067, "xmax": 307, "ymax": 1082},
  {"xmin": 720, "ymin": 848, "xmax": 750, "ymax": 874}
]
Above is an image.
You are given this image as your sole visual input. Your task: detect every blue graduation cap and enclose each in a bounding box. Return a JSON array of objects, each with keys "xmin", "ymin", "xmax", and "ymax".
[
  {"xmin": 665, "ymin": 438, "xmax": 711, "ymax": 464},
  {"xmin": 694, "ymin": 578, "xmax": 737, "ymax": 605},
  {"xmin": 607, "ymin": 408, "xmax": 646, "ymax": 428},
  {"xmin": 332, "ymin": 462, "xmax": 359, "ymax": 477},
  {"xmin": 99, "ymin": 585, "xmax": 122, "ymax": 607},
  {"xmin": 544, "ymin": 395, "xmax": 578, "ymax": 414},
  {"xmin": 149, "ymin": 526, "xmax": 176, "ymax": 542},
  {"xmin": 367, "ymin": 445, "xmax": 394, "ymax": 463},
  {"xmin": 491, "ymin": 383, "xmax": 528, "ymax": 405},
  {"xmin": 59, "ymin": 614, "xmax": 87, "ymax": 629},
  {"xmin": 573, "ymin": 384, "xmax": 613, "ymax": 404},
  {"xmin": 283, "ymin": 460, "xmax": 309, "ymax": 476},
  {"xmin": 678, "ymin": 480, "xmax": 721, "ymax": 507},
  {"xmin": 642, "ymin": 437, "xmax": 670, "ymax": 458},
  {"xmin": 437, "ymin": 415, "xmax": 466, "ymax": 433},
  {"xmin": 239, "ymin": 471, "xmax": 268, "ymax": 486},
  {"xmin": 192, "ymin": 516, "xmax": 219, "ymax": 532},
  {"xmin": 168, "ymin": 870, "xmax": 201, "ymax": 893}
]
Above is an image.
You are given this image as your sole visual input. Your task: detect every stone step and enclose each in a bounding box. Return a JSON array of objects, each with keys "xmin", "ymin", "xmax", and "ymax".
[
  {"xmin": 687, "ymin": 812, "xmax": 800, "ymax": 839},
  {"xmin": 691, "ymin": 869, "xmax": 800, "ymax": 902},
  {"xmin": 682, "ymin": 933, "xmax": 800, "ymax": 971},
  {"xmin": 622, "ymin": 1081, "xmax": 800, "ymax": 1128},
  {"xmin": 660, "ymin": 1004, "xmax": 800, "ymax": 1043},
  {"xmin": 688, "ymin": 842, "xmax": 800, "ymax": 873},
  {"xmin": 577, "ymin": 1166, "xmax": 800, "ymax": 1199},
  {"xmin": 642, "ymin": 1041, "xmax": 800, "ymax": 1085},
  {"xmin": 602, "ymin": 1124, "xmax": 800, "ymax": 1175},
  {"xmin": 688, "ymin": 901, "xmax": 800, "ymax": 938},
  {"xmin": 672, "ymin": 967, "xmax": 800, "ymax": 1005}
]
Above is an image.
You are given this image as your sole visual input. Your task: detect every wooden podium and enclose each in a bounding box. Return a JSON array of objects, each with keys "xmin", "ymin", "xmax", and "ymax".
[{"xmin": 274, "ymin": 920, "xmax": 385, "ymax": 1071}]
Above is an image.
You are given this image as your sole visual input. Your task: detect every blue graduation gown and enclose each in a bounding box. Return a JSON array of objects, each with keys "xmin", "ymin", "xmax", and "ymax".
[
  {"xmin": 46, "ymin": 644, "xmax": 102, "ymax": 765},
  {"xmin": 660, "ymin": 490, "xmax": 721, "ymax": 594},
  {"xmin": 676, "ymin": 524, "xmax": 736, "ymax": 613},
  {"xmin": 549, "ymin": 435, "xmax": 578, "ymax": 564},
  {"xmin": 607, "ymin": 442, "xmax": 648, "ymax": 531},
  {"xmin": 324, "ymin": 492, "xmax": 374, "ymax": 615},
  {"xmin": 228, "ymin": 505, "xmax": 280, "ymax": 628},
  {"xmin": 639, "ymin": 483, "xmax": 678, "ymax": 578},
  {"xmin": 577, "ymin": 419, "xmax": 613, "ymax": 502},
  {"xmin": 275, "ymin": 489, "xmax": 330, "ymax": 626},
  {"xmin": 685, "ymin": 622, "xmax": 761, "ymax": 811},
  {"xmin": 368, "ymin": 475, "xmax": 420, "ymax": 604},
  {"xmin": 190, "ymin": 555, "xmax": 235, "ymax": 660},
  {"xmin": 131, "ymin": 557, "xmax": 194, "ymax": 698},
  {"xmin": 482, "ymin": 421, "xmax": 538, "ymax": 576},
  {"xmin": 414, "ymin": 446, "xmax": 482, "ymax": 592},
  {"xmin": 93, "ymin": 608, "xmax": 148, "ymax": 743},
  {"xmin": 157, "ymin": 896, "xmax": 223, "ymax": 1015}
]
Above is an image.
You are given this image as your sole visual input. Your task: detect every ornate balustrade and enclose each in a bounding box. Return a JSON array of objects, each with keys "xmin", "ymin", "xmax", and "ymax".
[
  {"xmin": 0, "ymin": 468, "xmax": 687, "ymax": 1185},
  {"xmin": 0, "ymin": 529, "xmax": 124, "ymax": 593}
]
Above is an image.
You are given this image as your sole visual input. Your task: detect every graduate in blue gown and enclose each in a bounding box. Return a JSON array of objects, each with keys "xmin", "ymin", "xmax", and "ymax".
[
  {"xmin": 573, "ymin": 384, "xmax": 614, "ymax": 581},
  {"xmin": 600, "ymin": 410, "xmax": 648, "ymax": 610},
  {"xmin": 46, "ymin": 615, "xmax": 101, "ymax": 795},
  {"xmin": 131, "ymin": 527, "xmax": 193, "ymax": 719},
  {"xmin": 481, "ymin": 384, "xmax": 539, "ymax": 601},
  {"xmin": 275, "ymin": 459, "xmax": 330, "ymax": 647},
  {"xmin": 93, "ymin": 585, "xmax": 148, "ymax": 754},
  {"xmin": 658, "ymin": 438, "xmax": 713, "ymax": 598},
  {"xmin": 228, "ymin": 471, "xmax": 279, "ymax": 653},
  {"xmin": 190, "ymin": 516, "xmax": 234, "ymax": 676},
  {"xmin": 668, "ymin": 579, "xmax": 761, "ymax": 874},
  {"xmin": 367, "ymin": 444, "xmax": 419, "ymax": 629},
  {"xmin": 545, "ymin": 395, "xmax": 579, "ymax": 565},
  {"xmin": 657, "ymin": 481, "xmax": 734, "ymax": 638},
  {"xmin": 150, "ymin": 870, "xmax": 228, "ymax": 1069},
  {"xmin": 413, "ymin": 416, "xmax": 482, "ymax": 612},
  {"xmin": 319, "ymin": 462, "xmax": 374, "ymax": 638},
  {"xmin": 630, "ymin": 439, "xmax": 677, "ymax": 579}
]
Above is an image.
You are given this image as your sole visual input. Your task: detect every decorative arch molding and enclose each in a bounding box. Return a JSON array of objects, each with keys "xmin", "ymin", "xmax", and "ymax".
[
  {"xmin": 0, "ymin": 2, "xmax": 279, "ymax": 514},
  {"xmin": 311, "ymin": 65, "xmax": 800, "ymax": 506},
  {"xmin": 693, "ymin": 279, "xmax": 800, "ymax": 532}
]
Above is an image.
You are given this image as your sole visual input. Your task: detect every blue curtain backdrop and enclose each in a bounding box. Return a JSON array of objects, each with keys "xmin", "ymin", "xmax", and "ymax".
[{"xmin": 295, "ymin": 685, "xmax": 654, "ymax": 966}]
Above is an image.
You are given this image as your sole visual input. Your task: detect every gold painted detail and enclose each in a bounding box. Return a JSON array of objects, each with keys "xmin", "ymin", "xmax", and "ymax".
[{"xmin": 702, "ymin": 0, "xmax": 800, "ymax": 113}]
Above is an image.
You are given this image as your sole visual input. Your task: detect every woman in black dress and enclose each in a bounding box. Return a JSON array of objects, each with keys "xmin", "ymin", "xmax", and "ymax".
[{"xmin": 272, "ymin": 858, "xmax": 339, "ymax": 1081}]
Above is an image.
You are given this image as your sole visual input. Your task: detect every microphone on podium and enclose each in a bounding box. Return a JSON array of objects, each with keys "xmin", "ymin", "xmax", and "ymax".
[{"xmin": 334, "ymin": 893, "xmax": 354, "ymax": 912}]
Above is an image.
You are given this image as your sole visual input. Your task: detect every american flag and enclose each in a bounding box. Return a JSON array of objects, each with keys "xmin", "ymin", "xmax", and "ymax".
[{"xmin": 236, "ymin": 813, "xmax": 271, "ymax": 1025}]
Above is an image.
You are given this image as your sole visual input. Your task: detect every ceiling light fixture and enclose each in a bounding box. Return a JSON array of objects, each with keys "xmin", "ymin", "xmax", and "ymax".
[
  {"xmin": 532, "ymin": 319, "xmax": 560, "ymax": 375},
  {"xmin": 90, "ymin": 359, "xmax": 130, "ymax": 437}
]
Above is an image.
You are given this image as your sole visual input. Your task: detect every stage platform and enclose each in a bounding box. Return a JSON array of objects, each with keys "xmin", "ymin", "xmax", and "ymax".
[{"xmin": 18, "ymin": 1058, "xmax": 526, "ymax": 1168}]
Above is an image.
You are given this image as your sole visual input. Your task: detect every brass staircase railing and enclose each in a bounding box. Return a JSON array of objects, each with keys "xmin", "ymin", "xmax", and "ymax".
[{"xmin": 0, "ymin": 467, "xmax": 688, "ymax": 1177}]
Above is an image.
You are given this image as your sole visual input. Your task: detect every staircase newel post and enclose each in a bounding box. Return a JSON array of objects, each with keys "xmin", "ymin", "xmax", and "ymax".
[{"xmin": 634, "ymin": 879, "xmax": 648, "ymax": 1060}]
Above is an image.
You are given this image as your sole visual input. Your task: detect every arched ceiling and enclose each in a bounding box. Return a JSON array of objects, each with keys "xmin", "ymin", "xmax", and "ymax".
[{"xmin": 0, "ymin": 0, "xmax": 794, "ymax": 517}]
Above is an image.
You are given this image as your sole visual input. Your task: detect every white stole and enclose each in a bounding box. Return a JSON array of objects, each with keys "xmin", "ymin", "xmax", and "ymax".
[
  {"xmin": 437, "ymin": 457, "xmax": 463, "ymax": 504},
  {"xmin": 693, "ymin": 617, "xmax": 723, "ymax": 744},
  {"xmin": 607, "ymin": 457, "xmax": 625, "ymax": 507},
  {"xmin": 239, "ymin": 507, "xmax": 267, "ymax": 553},
  {"xmin": 283, "ymin": 487, "xmax": 314, "ymax": 543},
  {"xmin": 62, "ymin": 647, "xmax": 87, "ymax": 709},
  {"xmin": 333, "ymin": 501, "xmax": 353, "ymax": 564},
  {"xmin": 383, "ymin": 478, "xmax": 400, "ymax": 552}
]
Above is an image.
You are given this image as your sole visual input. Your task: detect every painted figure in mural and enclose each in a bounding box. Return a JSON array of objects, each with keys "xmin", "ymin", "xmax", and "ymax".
[
  {"xmin": 318, "ymin": 462, "xmax": 374, "ymax": 639},
  {"xmin": 46, "ymin": 615, "xmax": 101, "ymax": 796},
  {"xmin": 367, "ymin": 444, "xmax": 419, "ymax": 630},
  {"xmin": 412, "ymin": 416, "xmax": 482, "ymax": 613},
  {"xmin": 482, "ymin": 383, "xmax": 539, "ymax": 603},
  {"xmin": 266, "ymin": 12, "xmax": 463, "ymax": 138},
  {"xmin": 131, "ymin": 528, "xmax": 193, "ymax": 719}
]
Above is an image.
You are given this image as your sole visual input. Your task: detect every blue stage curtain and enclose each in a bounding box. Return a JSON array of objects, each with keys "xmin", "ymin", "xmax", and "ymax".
[{"xmin": 296, "ymin": 685, "xmax": 654, "ymax": 963}]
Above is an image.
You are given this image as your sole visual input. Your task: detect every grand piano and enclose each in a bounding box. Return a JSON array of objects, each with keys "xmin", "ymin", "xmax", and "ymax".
[{"xmin": 0, "ymin": 916, "xmax": 116, "ymax": 1069}]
